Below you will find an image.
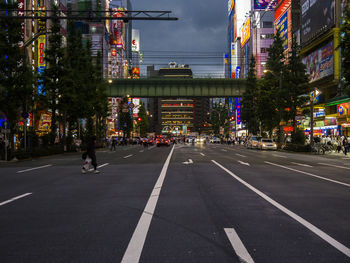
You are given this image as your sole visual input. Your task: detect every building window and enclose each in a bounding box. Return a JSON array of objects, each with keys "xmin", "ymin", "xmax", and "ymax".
[
  {"xmin": 262, "ymin": 21, "xmax": 273, "ymax": 28},
  {"xmin": 260, "ymin": 34, "xmax": 274, "ymax": 39},
  {"xmin": 261, "ymin": 48, "xmax": 267, "ymax": 53}
]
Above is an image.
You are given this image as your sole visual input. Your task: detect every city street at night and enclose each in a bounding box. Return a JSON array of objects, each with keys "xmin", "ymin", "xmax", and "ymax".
[{"xmin": 1, "ymin": 144, "xmax": 349, "ymax": 262}]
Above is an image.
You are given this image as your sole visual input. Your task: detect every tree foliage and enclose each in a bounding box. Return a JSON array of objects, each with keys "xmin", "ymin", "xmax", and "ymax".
[
  {"xmin": 340, "ymin": 2, "xmax": 350, "ymax": 96},
  {"xmin": 241, "ymin": 56, "xmax": 259, "ymax": 135}
]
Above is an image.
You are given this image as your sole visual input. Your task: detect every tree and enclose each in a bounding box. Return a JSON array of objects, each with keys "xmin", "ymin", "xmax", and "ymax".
[
  {"xmin": 118, "ymin": 97, "xmax": 133, "ymax": 138},
  {"xmin": 0, "ymin": 1, "xmax": 34, "ymax": 153},
  {"xmin": 241, "ymin": 56, "xmax": 259, "ymax": 135},
  {"xmin": 259, "ymin": 29, "xmax": 287, "ymax": 141},
  {"xmin": 340, "ymin": 2, "xmax": 350, "ymax": 96},
  {"xmin": 43, "ymin": 2, "xmax": 65, "ymax": 144},
  {"xmin": 285, "ymin": 36, "xmax": 310, "ymax": 134},
  {"xmin": 137, "ymin": 102, "xmax": 149, "ymax": 137},
  {"xmin": 210, "ymin": 102, "xmax": 229, "ymax": 136}
]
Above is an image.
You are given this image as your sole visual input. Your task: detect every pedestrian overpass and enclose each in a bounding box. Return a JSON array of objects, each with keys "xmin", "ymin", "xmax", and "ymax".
[{"xmin": 107, "ymin": 78, "xmax": 247, "ymax": 97}]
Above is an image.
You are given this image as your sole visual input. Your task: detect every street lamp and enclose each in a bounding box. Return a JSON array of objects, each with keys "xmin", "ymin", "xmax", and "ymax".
[
  {"xmin": 108, "ymin": 79, "xmax": 113, "ymax": 84},
  {"xmin": 310, "ymin": 88, "xmax": 321, "ymax": 151}
]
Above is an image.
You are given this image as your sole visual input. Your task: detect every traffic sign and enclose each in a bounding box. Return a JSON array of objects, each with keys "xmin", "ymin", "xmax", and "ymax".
[
  {"xmin": 123, "ymin": 103, "xmax": 128, "ymax": 109},
  {"xmin": 128, "ymin": 103, "xmax": 134, "ymax": 109}
]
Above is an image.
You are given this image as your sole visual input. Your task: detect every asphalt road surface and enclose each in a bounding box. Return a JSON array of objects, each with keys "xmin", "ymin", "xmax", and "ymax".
[{"xmin": 1, "ymin": 143, "xmax": 350, "ymax": 263}]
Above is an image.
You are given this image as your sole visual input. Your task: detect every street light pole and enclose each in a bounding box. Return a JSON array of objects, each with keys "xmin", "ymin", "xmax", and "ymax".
[{"xmin": 310, "ymin": 98, "xmax": 314, "ymax": 151}]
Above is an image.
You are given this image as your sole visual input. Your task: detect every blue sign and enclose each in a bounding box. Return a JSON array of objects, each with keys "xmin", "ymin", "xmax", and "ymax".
[
  {"xmin": 0, "ymin": 118, "xmax": 10, "ymax": 129},
  {"xmin": 236, "ymin": 66, "xmax": 241, "ymax": 79},
  {"xmin": 338, "ymin": 106, "xmax": 344, "ymax": 115},
  {"xmin": 276, "ymin": 11, "xmax": 288, "ymax": 50},
  {"xmin": 38, "ymin": 67, "xmax": 46, "ymax": 95}
]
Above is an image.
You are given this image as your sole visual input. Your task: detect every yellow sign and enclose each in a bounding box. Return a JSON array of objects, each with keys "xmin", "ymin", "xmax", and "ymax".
[
  {"xmin": 241, "ymin": 18, "xmax": 251, "ymax": 47},
  {"xmin": 38, "ymin": 35, "xmax": 46, "ymax": 68}
]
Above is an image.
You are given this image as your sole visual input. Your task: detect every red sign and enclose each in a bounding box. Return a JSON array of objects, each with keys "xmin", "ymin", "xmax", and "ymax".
[
  {"xmin": 274, "ymin": 0, "xmax": 291, "ymax": 21},
  {"xmin": 111, "ymin": 49, "xmax": 117, "ymax": 57}
]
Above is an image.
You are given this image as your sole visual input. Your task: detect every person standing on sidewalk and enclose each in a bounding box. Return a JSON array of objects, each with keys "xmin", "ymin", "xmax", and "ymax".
[{"xmin": 82, "ymin": 136, "xmax": 99, "ymax": 174}]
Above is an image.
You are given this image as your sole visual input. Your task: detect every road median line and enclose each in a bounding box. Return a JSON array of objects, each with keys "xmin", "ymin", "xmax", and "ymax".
[
  {"xmin": 224, "ymin": 228, "xmax": 254, "ymax": 263},
  {"xmin": 265, "ymin": 161, "xmax": 350, "ymax": 187},
  {"xmin": 0, "ymin": 193, "xmax": 32, "ymax": 207},
  {"xmin": 212, "ymin": 160, "xmax": 350, "ymax": 259},
  {"xmin": 17, "ymin": 164, "xmax": 52, "ymax": 173},
  {"xmin": 121, "ymin": 145, "xmax": 175, "ymax": 263}
]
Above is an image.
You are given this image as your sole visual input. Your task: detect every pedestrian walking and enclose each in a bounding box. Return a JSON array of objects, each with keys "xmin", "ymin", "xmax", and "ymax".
[
  {"xmin": 82, "ymin": 136, "xmax": 99, "ymax": 174},
  {"xmin": 111, "ymin": 138, "xmax": 116, "ymax": 151}
]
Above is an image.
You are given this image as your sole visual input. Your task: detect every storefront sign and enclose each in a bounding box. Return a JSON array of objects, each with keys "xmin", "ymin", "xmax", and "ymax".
[
  {"xmin": 18, "ymin": 0, "xmax": 25, "ymax": 47},
  {"xmin": 236, "ymin": 97, "xmax": 241, "ymax": 128},
  {"xmin": 38, "ymin": 35, "xmax": 46, "ymax": 67},
  {"xmin": 38, "ymin": 6, "xmax": 46, "ymax": 32},
  {"xmin": 254, "ymin": 0, "xmax": 276, "ymax": 10},
  {"xmin": 132, "ymin": 29, "xmax": 140, "ymax": 52},
  {"xmin": 236, "ymin": 66, "xmax": 241, "ymax": 79},
  {"xmin": 337, "ymin": 102, "xmax": 350, "ymax": 116},
  {"xmin": 241, "ymin": 18, "xmax": 251, "ymax": 47}
]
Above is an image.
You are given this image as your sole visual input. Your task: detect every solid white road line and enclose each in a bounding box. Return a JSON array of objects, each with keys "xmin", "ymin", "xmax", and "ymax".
[
  {"xmin": 0, "ymin": 193, "xmax": 32, "ymax": 207},
  {"xmin": 88, "ymin": 163, "xmax": 109, "ymax": 171},
  {"xmin": 17, "ymin": 164, "xmax": 52, "ymax": 174},
  {"xmin": 224, "ymin": 228, "xmax": 254, "ymax": 263},
  {"xmin": 121, "ymin": 145, "xmax": 175, "ymax": 263},
  {"xmin": 222, "ymin": 149, "xmax": 228, "ymax": 152},
  {"xmin": 291, "ymin": 162, "xmax": 313, "ymax": 168},
  {"xmin": 318, "ymin": 163, "xmax": 350, "ymax": 170},
  {"xmin": 212, "ymin": 160, "xmax": 350, "ymax": 258},
  {"xmin": 123, "ymin": 154, "xmax": 133, "ymax": 159},
  {"xmin": 236, "ymin": 153, "xmax": 247, "ymax": 158},
  {"xmin": 265, "ymin": 161, "xmax": 350, "ymax": 188},
  {"xmin": 273, "ymin": 154, "xmax": 287, "ymax": 158},
  {"xmin": 200, "ymin": 153, "xmax": 205, "ymax": 156}
]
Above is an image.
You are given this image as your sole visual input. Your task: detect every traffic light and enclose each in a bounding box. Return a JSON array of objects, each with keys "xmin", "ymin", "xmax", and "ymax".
[
  {"xmin": 137, "ymin": 117, "xmax": 142, "ymax": 122},
  {"xmin": 230, "ymin": 116, "xmax": 235, "ymax": 121}
]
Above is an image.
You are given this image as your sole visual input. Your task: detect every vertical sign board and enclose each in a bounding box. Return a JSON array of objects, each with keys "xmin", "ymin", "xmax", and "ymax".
[
  {"xmin": 132, "ymin": 29, "xmax": 140, "ymax": 52},
  {"xmin": 236, "ymin": 97, "xmax": 242, "ymax": 129},
  {"xmin": 37, "ymin": 35, "xmax": 46, "ymax": 95},
  {"xmin": 113, "ymin": 8, "xmax": 124, "ymax": 49},
  {"xmin": 274, "ymin": 0, "xmax": 292, "ymax": 51},
  {"xmin": 241, "ymin": 18, "xmax": 251, "ymax": 47},
  {"xmin": 236, "ymin": 66, "xmax": 241, "ymax": 79},
  {"xmin": 275, "ymin": 11, "xmax": 288, "ymax": 50},
  {"xmin": 17, "ymin": 0, "xmax": 25, "ymax": 47}
]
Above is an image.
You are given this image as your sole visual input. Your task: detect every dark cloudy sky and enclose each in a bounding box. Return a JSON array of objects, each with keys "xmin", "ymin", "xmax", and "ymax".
[{"xmin": 132, "ymin": 0, "xmax": 228, "ymax": 78}]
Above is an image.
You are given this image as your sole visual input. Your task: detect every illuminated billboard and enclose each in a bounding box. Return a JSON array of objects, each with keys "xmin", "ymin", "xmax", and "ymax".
[
  {"xmin": 301, "ymin": 0, "xmax": 335, "ymax": 45},
  {"xmin": 228, "ymin": 0, "xmax": 235, "ymax": 15},
  {"xmin": 254, "ymin": 0, "xmax": 275, "ymax": 10},
  {"xmin": 302, "ymin": 41, "xmax": 334, "ymax": 83},
  {"xmin": 241, "ymin": 18, "xmax": 250, "ymax": 47},
  {"xmin": 275, "ymin": 11, "xmax": 288, "ymax": 50},
  {"xmin": 37, "ymin": 35, "xmax": 46, "ymax": 68}
]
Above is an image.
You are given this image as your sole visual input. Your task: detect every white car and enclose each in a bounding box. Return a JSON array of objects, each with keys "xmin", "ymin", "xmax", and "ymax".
[
  {"xmin": 258, "ymin": 138, "xmax": 277, "ymax": 150},
  {"xmin": 210, "ymin": 137, "xmax": 221, "ymax": 143}
]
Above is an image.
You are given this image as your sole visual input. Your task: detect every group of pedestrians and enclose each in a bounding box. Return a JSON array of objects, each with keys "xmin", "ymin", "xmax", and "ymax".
[{"xmin": 314, "ymin": 135, "xmax": 350, "ymax": 155}]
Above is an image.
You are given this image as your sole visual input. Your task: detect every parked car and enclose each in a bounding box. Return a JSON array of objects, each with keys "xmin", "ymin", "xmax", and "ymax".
[
  {"xmin": 258, "ymin": 138, "xmax": 277, "ymax": 150},
  {"xmin": 246, "ymin": 136, "xmax": 260, "ymax": 149}
]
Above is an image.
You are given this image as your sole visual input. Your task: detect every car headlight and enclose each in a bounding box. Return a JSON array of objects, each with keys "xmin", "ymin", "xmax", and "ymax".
[{"xmin": 262, "ymin": 144, "xmax": 266, "ymax": 147}]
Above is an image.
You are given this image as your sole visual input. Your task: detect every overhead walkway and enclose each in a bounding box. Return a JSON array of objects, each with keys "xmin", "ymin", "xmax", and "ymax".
[{"xmin": 107, "ymin": 78, "xmax": 247, "ymax": 97}]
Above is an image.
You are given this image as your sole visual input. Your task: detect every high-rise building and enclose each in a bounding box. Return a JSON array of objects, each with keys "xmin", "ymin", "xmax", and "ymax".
[{"xmin": 147, "ymin": 64, "xmax": 210, "ymax": 135}]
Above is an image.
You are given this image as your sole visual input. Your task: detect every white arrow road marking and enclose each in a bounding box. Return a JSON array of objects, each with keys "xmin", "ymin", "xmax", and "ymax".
[
  {"xmin": 121, "ymin": 146, "xmax": 175, "ymax": 263},
  {"xmin": 224, "ymin": 228, "xmax": 254, "ymax": 263},
  {"xmin": 0, "ymin": 193, "xmax": 32, "ymax": 207},
  {"xmin": 291, "ymin": 162, "xmax": 313, "ymax": 168},
  {"xmin": 17, "ymin": 164, "xmax": 52, "ymax": 173},
  {"xmin": 200, "ymin": 153, "xmax": 205, "ymax": 156},
  {"xmin": 238, "ymin": 160, "xmax": 250, "ymax": 166},
  {"xmin": 266, "ymin": 161, "xmax": 350, "ymax": 187},
  {"xmin": 124, "ymin": 154, "xmax": 133, "ymax": 159},
  {"xmin": 182, "ymin": 159, "xmax": 194, "ymax": 165},
  {"xmin": 235, "ymin": 154, "xmax": 247, "ymax": 158},
  {"xmin": 318, "ymin": 163, "xmax": 350, "ymax": 170},
  {"xmin": 222, "ymin": 149, "xmax": 228, "ymax": 152},
  {"xmin": 212, "ymin": 160, "xmax": 350, "ymax": 259}
]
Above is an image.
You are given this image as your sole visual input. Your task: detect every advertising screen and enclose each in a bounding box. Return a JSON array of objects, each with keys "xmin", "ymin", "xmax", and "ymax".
[
  {"xmin": 302, "ymin": 41, "xmax": 334, "ymax": 83},
  {"xmin": 254, "ymin": 0, "xmax": 275, "ymax": 10},
  {"xmin": 132, "ymin": 29, "xmax": 140, "ymax": 52},
  {"xmin": 241, "ymin": 18, "xmax": 250, "ymax": 47},
  {"xmin": 275, "ymin": 10, "xmax": 288, "ymax": 50},
  {"xmin": 301, "ymin": 0, "xmax": 335, "ymax": 44}
]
